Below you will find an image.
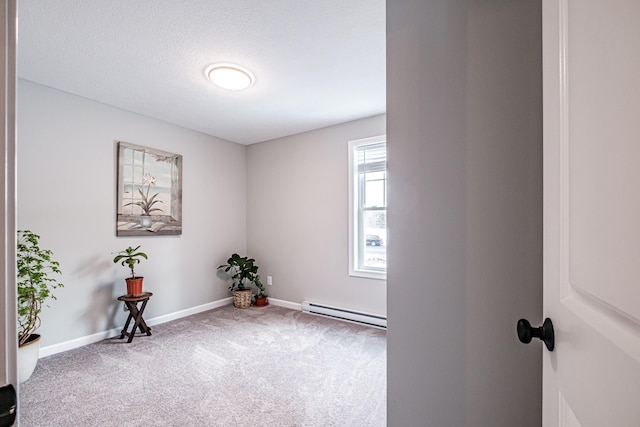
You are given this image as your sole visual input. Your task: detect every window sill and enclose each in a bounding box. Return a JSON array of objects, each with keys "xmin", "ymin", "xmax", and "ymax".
[{"xmin": 349, "ymin": 269, "xmax": 387, "ymax": 281}]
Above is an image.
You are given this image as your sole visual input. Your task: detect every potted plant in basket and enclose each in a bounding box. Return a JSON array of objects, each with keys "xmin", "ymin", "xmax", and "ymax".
[
  {"xmin": 17, "ymin": 230, "xmax": 64, "ymax": 383},
  {"xmin": 217, "ymin": 253, "xmax": 267, "ymax": 308},
  {"xmin": 113, "ymin": 245, "xmax": 147, "ymax": 296}
]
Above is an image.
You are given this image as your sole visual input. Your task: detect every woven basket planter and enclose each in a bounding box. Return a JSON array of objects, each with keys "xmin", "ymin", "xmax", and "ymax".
[{"xmin": 232, "ymin": 289, "xmax": 252, "ymax": 308}]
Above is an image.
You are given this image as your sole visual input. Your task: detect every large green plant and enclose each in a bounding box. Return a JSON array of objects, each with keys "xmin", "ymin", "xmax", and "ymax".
[
  {"xmin": 113, "ymin": 245, "xmax": 147, "ymax": 278},
  {"xmin": 218, "ymin": 253, "xmax": 261, "ymax": 292},
  {"xmin": 17, "ymin": 230, "xmax": 64, "ymax": 346}
]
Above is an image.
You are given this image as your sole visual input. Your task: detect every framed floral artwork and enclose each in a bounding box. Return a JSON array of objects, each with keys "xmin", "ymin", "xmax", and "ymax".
[{"xmin": 116, "ymin": 142, "xmax": 182, "ymax": 236}]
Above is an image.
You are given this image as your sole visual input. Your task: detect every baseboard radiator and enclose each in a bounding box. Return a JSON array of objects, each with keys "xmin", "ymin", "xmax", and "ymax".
[{"xmin": 301, "ymin": 301, "xmax": 387, "ymax": 329}]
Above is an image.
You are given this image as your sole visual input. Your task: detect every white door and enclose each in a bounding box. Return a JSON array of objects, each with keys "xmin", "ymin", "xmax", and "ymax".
[{"xmin": 542, "ymin": 0, "xmax": 640, "ymax": 425}]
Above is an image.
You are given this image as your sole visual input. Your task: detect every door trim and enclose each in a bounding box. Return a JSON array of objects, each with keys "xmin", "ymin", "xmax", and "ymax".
[{"xmin": 1, "ymin": 0, "xmax": 18, "ymax": 390}]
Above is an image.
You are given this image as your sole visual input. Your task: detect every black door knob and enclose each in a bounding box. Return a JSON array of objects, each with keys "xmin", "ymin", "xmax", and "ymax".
[
  {"xmin": 0, "ymin": 384, "xmax": 16, "ymax": 427},
  {"xmin": 517, "ymin": 318, "xmax": 555, "ymax": 351}
]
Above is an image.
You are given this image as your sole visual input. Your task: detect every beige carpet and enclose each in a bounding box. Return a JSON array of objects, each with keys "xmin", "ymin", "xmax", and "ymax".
[{"xmin": 19, "ymin": 305, "xmax": 386, "ymax": 426}]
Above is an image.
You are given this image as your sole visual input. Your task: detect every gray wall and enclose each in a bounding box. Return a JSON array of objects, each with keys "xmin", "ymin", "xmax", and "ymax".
[
  {"xmin": 246, "ymin": 115, "xmax": 386, "ymax": 315},
  {"xmin": 17, "ymin": 80, "xmax": 247, "ymax": 347},
  {"xmin": 387, "ymin": 1, "xmax": 542, "ymax": 425}
]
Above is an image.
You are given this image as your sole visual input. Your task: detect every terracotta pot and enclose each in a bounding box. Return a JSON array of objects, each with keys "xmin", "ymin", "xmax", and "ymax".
[
  {"xmin": 125, "ymin": 277, "xmax": 144, "ymax": 296},
  {"xmin": 254, "ymin": 296, "xmax": 268, "ymax": 307}
]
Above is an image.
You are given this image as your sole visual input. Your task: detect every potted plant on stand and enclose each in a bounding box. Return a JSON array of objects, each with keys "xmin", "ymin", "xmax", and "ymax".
[
  {"xmin": 17, "ymin": 230, "xmax": 64, "ymax": 383},
  {"xmin": 218, "ymin": 253, "xmax": 266, "ymax": 308},
  {"xmin": 113, "ymin": 245, "xmax": 147, "ymax": 296}
]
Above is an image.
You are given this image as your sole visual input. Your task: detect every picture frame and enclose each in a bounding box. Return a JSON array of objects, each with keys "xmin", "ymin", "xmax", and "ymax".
[{"xmin": 116, "ymin": 141, "xmax": 182, "ymax": 236}]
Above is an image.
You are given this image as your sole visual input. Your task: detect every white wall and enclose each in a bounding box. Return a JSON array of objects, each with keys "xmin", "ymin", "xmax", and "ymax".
[
  {"xmin": 17, "ymin": 80, "xmax": 247, "ymax": 347},
  {"xmin": 387, "ymin": 1, "xmax": 542, "ymax": 426},
  {"xmin": 246, "ymin": 115, "xmax": 386, "ymax": 315}
]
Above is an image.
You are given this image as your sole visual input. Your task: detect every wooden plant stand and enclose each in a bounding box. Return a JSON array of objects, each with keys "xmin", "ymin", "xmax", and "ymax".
[{"xmin": 117, "ymin": 292, "xmax": 153, "ymax": 343}]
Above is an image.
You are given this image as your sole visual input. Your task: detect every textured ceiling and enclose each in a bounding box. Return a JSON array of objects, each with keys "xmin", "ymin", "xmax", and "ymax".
[{"xmin": 17, "ymin": 0, "xmax": 386, "ymax": 145}]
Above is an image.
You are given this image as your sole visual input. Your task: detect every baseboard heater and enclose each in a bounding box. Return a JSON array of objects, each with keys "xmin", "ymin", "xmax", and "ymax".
[{"xmin": 301, "ymin": 301, "xmax": 387, "ymax": 329}]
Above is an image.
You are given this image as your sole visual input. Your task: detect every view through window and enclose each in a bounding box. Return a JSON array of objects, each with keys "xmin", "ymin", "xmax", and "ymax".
[{"xmin": 349, "ymin": 135, "xmax": 386, "ymax": 279}]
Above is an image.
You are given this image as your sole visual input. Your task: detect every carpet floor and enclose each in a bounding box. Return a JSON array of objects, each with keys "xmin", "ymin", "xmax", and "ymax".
[{"xmin": 19, "ymin": 304, "xmax": 387, "ymax": 426}]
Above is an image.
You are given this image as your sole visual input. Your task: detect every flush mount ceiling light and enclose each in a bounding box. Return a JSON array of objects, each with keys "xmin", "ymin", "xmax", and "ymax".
[{"xmin": 205, "ymin": 63, "xmax": 255, "ymax": 91}]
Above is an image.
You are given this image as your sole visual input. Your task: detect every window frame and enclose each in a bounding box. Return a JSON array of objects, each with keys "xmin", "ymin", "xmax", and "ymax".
[{"xmin": 348, "ymin": 135, "xmax": 387, "ymax": 280}]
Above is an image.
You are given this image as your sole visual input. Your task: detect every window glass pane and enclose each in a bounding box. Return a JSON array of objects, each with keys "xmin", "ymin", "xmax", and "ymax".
[
  {"xmin": 364, "ymin": 172, "xmax": 386, "ymax": 208},
  {"xmin": 122, "ymin": 164, "xmax": 133, "ymax": 182},
  {"xmin": 362, "ymin": 210, "xmax": 386, "ymax": 269},
  {"xmin": 133, "ymin": 149, "xmax": 144, "ymax": 166},
  {"xmin": 133, "ymin": 165, "xmax": 143, "ymax": 182},
  {"xmin": 123, "ymin": 147, "xmax": 133, "ymax": 164}
]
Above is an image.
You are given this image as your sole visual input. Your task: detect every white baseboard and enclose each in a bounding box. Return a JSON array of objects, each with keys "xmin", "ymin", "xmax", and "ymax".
[
  {"xmin": 39, "ymin": 328, "xmax": 123, "ymax": 358},
  {"xmin": 39, "ymin": 297, "xmax": 303, "ymax": 358},
  {"xmin": 39, "ymin": 297, "xmax": 233, "ymax": 358},
  {"xmin": 267, "ymin": 298, "xmax": 301, "ymax": 311},
  {"xmin": 145, "ymin": 297, "xmax": 233, "ymax": 327}
]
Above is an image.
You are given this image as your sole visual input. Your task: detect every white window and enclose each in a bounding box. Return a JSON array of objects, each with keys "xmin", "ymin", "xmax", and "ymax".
[{"xmin": 349, "ymin": 135, "xmax": 387, "ymax": 279}]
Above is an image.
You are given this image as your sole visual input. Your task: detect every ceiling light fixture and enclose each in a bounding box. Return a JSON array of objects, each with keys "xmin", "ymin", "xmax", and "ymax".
[{"xmin": 205, "ymin": 63, "xmax": 255, "ymax": 91}]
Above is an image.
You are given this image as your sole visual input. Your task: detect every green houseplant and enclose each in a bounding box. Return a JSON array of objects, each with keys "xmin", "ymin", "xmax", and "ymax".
[
  {"xmin": 17, "ymin": 230, "xmax": 64, "ymax": 382},
  {"xmin": 254, "ymin": 276, "xmax": 268, "ymax": 307},
  {"xmin": 113, "ymin": 245, "xmax": 147, "ymax": 296},
  {"xmin": 218, "ymin": 253, "xmax": 267, "ymax": 308}
]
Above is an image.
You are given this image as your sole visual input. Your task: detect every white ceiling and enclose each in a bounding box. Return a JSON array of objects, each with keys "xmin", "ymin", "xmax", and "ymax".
[{"xmin": 17, "ymin": 0, "xmax": 386, "ymax": 145}]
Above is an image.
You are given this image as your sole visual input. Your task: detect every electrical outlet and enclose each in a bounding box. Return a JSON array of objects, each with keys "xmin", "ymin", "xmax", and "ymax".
[{"xmin": 267, "ymin": 275, "xmax": 273, "ymax": 286}]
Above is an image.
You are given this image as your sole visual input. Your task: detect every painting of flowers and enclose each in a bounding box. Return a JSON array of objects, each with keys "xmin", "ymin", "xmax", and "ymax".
[{"xmin": 116, "ymin": 142, "xmax": 182, "ymax": 236}]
